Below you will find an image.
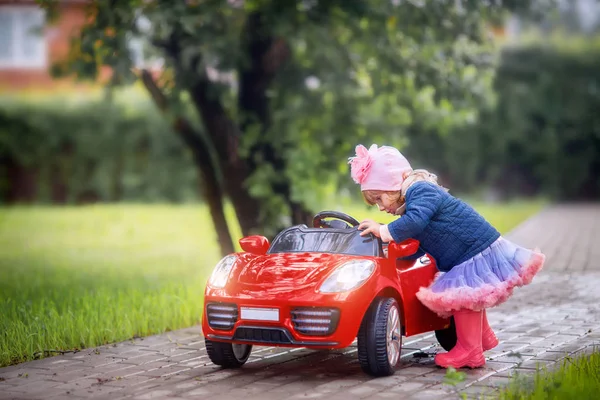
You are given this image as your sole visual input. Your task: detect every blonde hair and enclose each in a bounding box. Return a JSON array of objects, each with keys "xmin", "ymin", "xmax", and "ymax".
[
  {"xmin": 362, "ymin": 190, "xmax": 401, "ymax": 206},
  {"xmin": 361, "ymin": 169, "xmax": 445, "ymax": 207}
]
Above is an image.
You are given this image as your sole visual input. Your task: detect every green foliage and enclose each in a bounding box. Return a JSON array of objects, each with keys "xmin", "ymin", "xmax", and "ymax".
[
  {"xmin": 35, "ymin": 0, "xmax": 545, "ymax": 231},
  {"xmin": 401, "ymin": 36, "xmax": 600, "ymax": 200},
  {"xmin": 0, "ymin": 204, "xmax": 242, "ymax": 367},
  {"xmin": 0, "ymin": 97, "xmax": 200, "ymax": 204},
  {"xmin": 499, "ymin": 351, "xmax": 600, "ymax": 399},
  {"xmin": 444, "ymin": 366, "xmax": 467, "ymax": 386},
  {"xmin": 261, "ymin": 2, "xmax": 512, "ymax": 201},
  {"xmin": 476, "ymin": 38, "xmax": 600, "ymax": 200}
]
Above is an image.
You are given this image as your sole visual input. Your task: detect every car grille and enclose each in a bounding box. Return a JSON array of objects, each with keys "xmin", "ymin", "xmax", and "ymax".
[
  {"xmin": 206, "ymin": 302, "xmax": 238, "ymax": 330},
  {"xmin": 291, "ymin": 307, "xmax": 340, "ymax": 336},
  {"xmin": 233, "ymin": 327, "xmax": 292, "ymax": 344}
]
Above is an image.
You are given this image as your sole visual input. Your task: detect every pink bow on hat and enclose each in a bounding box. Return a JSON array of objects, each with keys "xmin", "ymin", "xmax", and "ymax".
[{"xmin": 348, "ymin": 144, "xmax": 412, "ymax": 191}]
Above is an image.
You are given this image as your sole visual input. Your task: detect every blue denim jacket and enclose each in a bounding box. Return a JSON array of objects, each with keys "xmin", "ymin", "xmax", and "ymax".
[{"xmin": 387, "ymin": 181, "xmax": 500, "ymax": 272}]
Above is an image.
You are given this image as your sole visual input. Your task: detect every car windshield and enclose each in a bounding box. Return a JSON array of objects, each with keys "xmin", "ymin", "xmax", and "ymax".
[{"xmin": 268, "ymin": 226, "xmax": 381, "ymax": 256}]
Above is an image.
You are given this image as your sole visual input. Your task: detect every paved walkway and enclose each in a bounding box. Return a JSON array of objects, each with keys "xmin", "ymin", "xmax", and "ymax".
[{"xmin": 1, "ymin": 204, "xmax": 600, "ymax": 400}]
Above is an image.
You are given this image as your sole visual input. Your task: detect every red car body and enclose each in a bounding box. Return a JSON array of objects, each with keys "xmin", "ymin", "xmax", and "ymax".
[{"xmin": 202, "ymin": 222, "xmax": 451, "ymax": 352}]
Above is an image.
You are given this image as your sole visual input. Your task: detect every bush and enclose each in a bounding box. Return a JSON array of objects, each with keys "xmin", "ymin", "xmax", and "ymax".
[
  {"xmin": 404, "ymin": 37, "xmax": 600, "ymax": 200},
  {"xmin": 0, "ymin": 98, "xmax": 200, "ymax": 204},
  {"xmin": 474, "ymin": 38, "xmax": 600, "ymax": 200}
]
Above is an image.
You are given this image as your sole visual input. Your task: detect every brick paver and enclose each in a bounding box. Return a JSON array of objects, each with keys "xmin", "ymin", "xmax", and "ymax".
[{"xmin": 2, "ymin": 204, "xmax": 600, "ymax": 400}]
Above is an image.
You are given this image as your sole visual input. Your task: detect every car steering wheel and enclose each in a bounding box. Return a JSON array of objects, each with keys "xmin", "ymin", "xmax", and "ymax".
[{"xmin": 312, "ymin": 211, "xmax": 360, "ymax": 229}]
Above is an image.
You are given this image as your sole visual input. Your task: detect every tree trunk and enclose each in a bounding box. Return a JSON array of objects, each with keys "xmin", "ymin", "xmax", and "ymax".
[
  {"xmin": 187, "ymin": 78, "xmax": 265, "ymax": 237},
  {"xmin": 157, "ymin": 30, "xmax": 265, "ymax": 237},
  {"xmin": 111, "ymin": 150, "xmax": 124, "ymax": 202},
  {"xmin": 237, "ymin": 12, "xmax": 312, "ymax": 227},
  {"xmin": 75, "ymin": 159, "xmax": 100, "ymax": 204},
  {"xmin": 4, "ymin": 157, "xmax": 38, "ymax": 204},
  {"xmin": 140, "ymin": 70, "xmax": 235, "ymax": 256},
  {"xmin": 51, "ymin": 140, "xmax": 74, "ymax": 204},
  {"xmin": 173, "ymin": 118, "xmax": 236, "ymax": 255},
  {"xmin": 163, "ymin": 16, "xmax": 312, "ymax": 238},
  {"xmin": 50, "ymin": 162, "xmax": 68, "ymax": 204}
]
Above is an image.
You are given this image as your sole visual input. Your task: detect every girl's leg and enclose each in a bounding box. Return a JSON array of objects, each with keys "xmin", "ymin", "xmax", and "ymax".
[{"xmin": 435, "ymin": 309, "xmax": 486, "ymax": 369}]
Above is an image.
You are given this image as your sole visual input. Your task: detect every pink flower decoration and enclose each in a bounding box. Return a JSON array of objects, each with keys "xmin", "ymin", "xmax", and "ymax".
[{"xmin": 349, "ymin": 144, "xmax": 374, "ymax": 184}]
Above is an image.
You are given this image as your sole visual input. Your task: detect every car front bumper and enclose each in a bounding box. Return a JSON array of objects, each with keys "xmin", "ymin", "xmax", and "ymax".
[{"xmin": 201, "ymin": 287, "xmax": 374, "ymax": 349}]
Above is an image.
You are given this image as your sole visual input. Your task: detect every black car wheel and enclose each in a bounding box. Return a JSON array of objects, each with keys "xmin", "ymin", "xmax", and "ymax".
[
  {"xmin": 205, "ymin": 339, "xmax": 252, "ymax": 368},
  {"xmin": 357, "ymin": 297, "xmax": 402, "ymax": 377},
  {"xmin": 435, "ymin": 316, "xmax": 457, "ymax": 351}
]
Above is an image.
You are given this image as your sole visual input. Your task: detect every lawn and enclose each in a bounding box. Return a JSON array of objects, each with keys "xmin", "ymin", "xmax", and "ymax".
[
  {"xmin": 499, "ymin": 350, "xmax": 600, "ymax": 399},
  {"xmin": 0, "ymin": 199, "xmax": 545, "ymax": 367}
]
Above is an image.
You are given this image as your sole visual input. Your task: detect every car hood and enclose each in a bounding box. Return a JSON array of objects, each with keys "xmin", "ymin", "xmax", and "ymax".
[{"xmin": 231, "ymin": 252, "xmax": 374, "ymax": 294}]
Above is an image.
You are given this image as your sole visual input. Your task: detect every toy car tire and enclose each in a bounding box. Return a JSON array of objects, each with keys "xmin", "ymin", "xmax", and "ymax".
[
  {"xmin": 205, "ymin": 339, "xmax": 252, "ymax": 368},
  {"xmin": 357, "ymin": 297, "xmax": 402, "ymax": 377},
  {"xmin": 434, "ymin": 316, "xmax": 457, "ymax": 351}
]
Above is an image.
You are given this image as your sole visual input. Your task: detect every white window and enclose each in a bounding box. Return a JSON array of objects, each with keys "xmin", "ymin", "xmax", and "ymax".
[{"xmin": 0, "ymin": 6, "xmax": 46, "ymax": 69}]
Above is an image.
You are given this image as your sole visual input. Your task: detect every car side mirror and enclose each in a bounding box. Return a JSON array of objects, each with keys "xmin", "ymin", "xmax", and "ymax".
[
  {"xmin": 387, "ymin": 239, "xmax": 420, "ymax": 260},
  {"xmin": 239, "ymin": 235, "xmax": 269, "ymax": 255}
]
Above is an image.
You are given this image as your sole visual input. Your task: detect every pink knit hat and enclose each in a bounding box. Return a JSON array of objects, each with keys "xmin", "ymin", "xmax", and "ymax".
[{"xmin": 348, "ymin": 144, "xmax": 412, "ymax": 191}]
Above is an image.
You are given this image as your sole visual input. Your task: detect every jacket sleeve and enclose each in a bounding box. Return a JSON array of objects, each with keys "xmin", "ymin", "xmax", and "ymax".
[{"xmin": 387, "ymin": 182, "xmax": 443, "ymax": 243}]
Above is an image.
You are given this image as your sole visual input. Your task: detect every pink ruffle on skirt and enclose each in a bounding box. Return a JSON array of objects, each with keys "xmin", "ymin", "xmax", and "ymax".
[{"xmin": 416, "ymin": 237, "xmax": 545, "ymax": 318}]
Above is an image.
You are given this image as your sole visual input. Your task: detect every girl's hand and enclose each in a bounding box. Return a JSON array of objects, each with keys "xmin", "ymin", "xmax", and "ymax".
[{"xmin": 358, "ymin": 219, "xmax": 382, "ymax": 237}]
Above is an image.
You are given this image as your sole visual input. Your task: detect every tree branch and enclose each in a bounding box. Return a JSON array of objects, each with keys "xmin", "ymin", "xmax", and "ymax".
[
  {"xmin": 139, "ymin": 69, "xmax": 235, "ymax": 255},
  {"xmin": 140, "ymin": 70, "xmax": 168, "ymax": 110},
  {"xmin": 155, "ymin": 28, "xmax": 266, "ymax": 234}
]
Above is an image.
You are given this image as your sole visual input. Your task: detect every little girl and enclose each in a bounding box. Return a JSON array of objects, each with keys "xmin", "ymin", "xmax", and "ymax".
[{"xmin": 349, "ymin": 144, "xmax": 545, "ymax": 369}]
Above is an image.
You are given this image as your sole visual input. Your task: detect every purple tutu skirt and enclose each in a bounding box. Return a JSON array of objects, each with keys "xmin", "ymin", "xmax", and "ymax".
[{"xmin": 416, "ymin": 237, "xmax": 545, "ymax": 318}]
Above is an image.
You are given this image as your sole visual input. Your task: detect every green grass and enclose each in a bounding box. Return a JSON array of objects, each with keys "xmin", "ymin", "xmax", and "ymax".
[
  {"xmin": 0, "ymin": 204, "xmax": 241, "ymax": 367},
  {"xmin": 498, "ymin": 350, "xmax": 600, "ymax": 399},
  {"xmin": 0, "ymin": 199, "xmax": 545, "ymax": 368}
]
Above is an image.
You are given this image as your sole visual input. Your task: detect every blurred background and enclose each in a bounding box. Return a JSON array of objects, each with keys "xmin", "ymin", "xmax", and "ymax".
[{"xmin": 0, "ymin": 0, "xmax": 599, "ymax": 367}]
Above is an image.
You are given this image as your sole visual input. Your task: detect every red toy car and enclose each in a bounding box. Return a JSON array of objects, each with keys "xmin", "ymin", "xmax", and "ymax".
[{"xmin": 202, "ymin": 211, "xmax": 457, "ymax": 376}]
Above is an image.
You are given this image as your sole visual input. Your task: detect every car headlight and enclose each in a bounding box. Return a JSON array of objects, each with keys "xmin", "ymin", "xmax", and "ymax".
[
  {"xmin": 208, "ymin": 255, "xmax": 237, "ymax": 288},
  {"xmin": 319, "ymin": 260, "xmax": 376, "ymax": 293}
]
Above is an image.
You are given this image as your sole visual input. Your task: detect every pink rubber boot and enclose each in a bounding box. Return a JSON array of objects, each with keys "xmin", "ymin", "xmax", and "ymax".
[
  {"xmin": 482, "ymin": 309, "xmax": 498, "ymax": 351},
  {"xmin": 435, "ymin": 310, "xmax": 486, "ymax": 369}
]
